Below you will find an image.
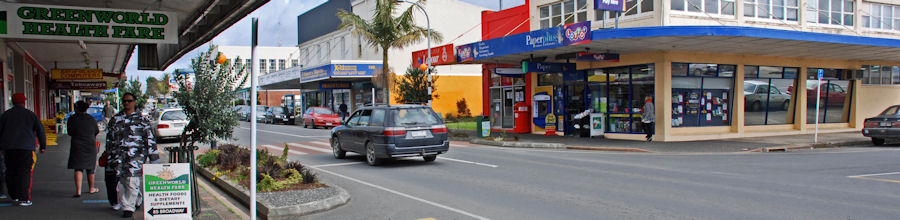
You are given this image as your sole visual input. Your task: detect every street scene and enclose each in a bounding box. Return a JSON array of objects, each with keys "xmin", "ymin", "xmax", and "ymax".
[{"xmin": 2, "ymin": 0, "xmax": 900, "ymax": 219}]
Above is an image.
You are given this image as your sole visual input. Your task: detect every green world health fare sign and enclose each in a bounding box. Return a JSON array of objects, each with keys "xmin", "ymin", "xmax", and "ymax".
[
  {"xmin": 0, "ymin": 2, "xmax": 178, "ymax": 44},
  {"xmin": 142, "ymin": 163, "xmax": 192, "ymax": 220}
]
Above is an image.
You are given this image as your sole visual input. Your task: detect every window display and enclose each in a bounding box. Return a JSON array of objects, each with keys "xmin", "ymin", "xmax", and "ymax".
[
  {"xmin": 744, "ymin": 66, "xmax": 798, "ymax": 126},
  {"xmin": 671, "ymin": 63, "xmax": 735, "ymax": 127},
  {"xmin": 587, "ymin": 64, "xmax": 655, "ymax": 133}
]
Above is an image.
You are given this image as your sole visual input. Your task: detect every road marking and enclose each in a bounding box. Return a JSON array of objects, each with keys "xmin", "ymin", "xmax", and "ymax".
[
  {"xmin": 848, "ymin": 171, "xmax": 900, "ymax": 178},
  {"xmin": 310, "ymin": 141, "xmax": 331, "ymax": 146},
  {"xmin": 310, "ymin": 167, "xmax": 489, "ymax": 220},
  {"xmin": 261, "ymin": 144, "xmax": 308, "ymax": 155},
  {"xmin": 310, "ymin": 162, "xmax": 363, "ymax": 168},
  {"xmin": 439, "ymin": 157, "xmax": 498, "ymax": 168},
  {"xmin": 238, "ymin": 127, "xmax": 330, "ymax": 138},
  {"xmin": 288, "ymin": 143, "xmax": 332, "ymax": 153},
  {"xmin": 82, "ymin": 200, "xmax": 108, "ymax": 204}
]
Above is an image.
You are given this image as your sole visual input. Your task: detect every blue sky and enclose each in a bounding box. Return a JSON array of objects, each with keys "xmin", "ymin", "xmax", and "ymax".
[{"xmin": 125, "ymin": 0, "xmax": 525, "ymax": 81}]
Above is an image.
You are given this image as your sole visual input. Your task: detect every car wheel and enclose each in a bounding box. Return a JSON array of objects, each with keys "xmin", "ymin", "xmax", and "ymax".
[
  {"xmin": 303, "ymin": 120, "xmax": 308, "ymax": 128},
  {"xmin": 331, "ymin": 137, "xmax": 346, "ymax": 159},
  {"xmin": 423, "ymin": 155, "xmax": 437, "ymax": 162},
  {"xmin": 365, "ymin": 142, "xmax": 381, "ymax": 166},
  {"xmin": 782, "ymin": 100, "xmax": 790, "ymax": 111},
  {"xmin": 872, "ymin": 137, "xmax": 885, "ymax": 146},
  {"xmin": 751, "ymin": 101, "xmax": 762, "ymax": 112},
  {"xmin": 311, "ymin": 120, "xmax": 318, "ymax": 129}
]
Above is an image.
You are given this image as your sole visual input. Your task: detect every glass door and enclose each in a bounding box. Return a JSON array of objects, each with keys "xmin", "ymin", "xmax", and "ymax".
[
  {"xmin": 502, "ymin": 87, "xmax": 515, "ymax": 128},
  {"xmin": 490, "ymin": 88, "xmax": 501, "ymax": 129}
]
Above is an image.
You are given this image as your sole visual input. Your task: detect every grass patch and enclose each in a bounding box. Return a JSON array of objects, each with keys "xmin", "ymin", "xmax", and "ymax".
[{"xmin": 446, "ymin": 121, "xmax": 476, "ymax": 130}]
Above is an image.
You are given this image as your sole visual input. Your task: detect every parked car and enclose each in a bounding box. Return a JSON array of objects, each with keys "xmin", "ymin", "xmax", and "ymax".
[
  {"xmin": 234, "ymin": 105, "xmax": 250, "ymax": 121},
  {"xmin": 862, "ymin": 105, "xmax": 900, "ymax": 146},
  {"xmin": 254, "ymin": 106, "xmax": 268, "ymax": 122},
  {"xmin": 793, "ymin": 81, "xmax": 847, "ymax": 107},
  {"xmin": 744, "ymin": 81, "xmax": 791, "ymax": 111},
  {"xmin": 150, "ymin": 108, "xmax": 188, "ymax": 140},
  {"xmin": 330, "ymin": 104, "xmax": 449, "ymax": 166},
  {"xmin": 65, "ymin": 106, "xmax": 106, "ymax": 130},
  {"xmin": 302, "ymin": 107, "xmax": 341, "ymax": 129},
  {"xmin": 265, "ymin": 106, "xmax": 295, "ymax": 124}
]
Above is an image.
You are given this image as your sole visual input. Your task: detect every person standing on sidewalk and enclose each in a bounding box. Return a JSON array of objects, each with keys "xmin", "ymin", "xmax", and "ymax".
[
  {"xmin": 103, "ymin": 100, "xmax": 115, "ymax": 125},
  {"xmin": 339, "ymin": 102, "xmax": 348, "ymax": 121},
  {"xmin": 641, "ymin": 96, "xmax": 655, "ymax": 142},
  {"xmin": 106, "ymin": 93, "xmax": 159, "ymax": 218},
  {"xmin": 67, "ymin": 101, "xmax": 100, "ymax": 198},
  {"xmin": 0, "ymin": 93, "xmax": 47, "ymax": 206}
]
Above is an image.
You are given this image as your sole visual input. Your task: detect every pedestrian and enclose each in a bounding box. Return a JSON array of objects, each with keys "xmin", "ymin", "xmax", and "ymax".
[
  {"xmin": 106, "ymin": 93, "xmax": 159, "ymax": 218},
  {"xmin": 0, "ymin": 93, "xmax": 47, "ymax": 206},
  {"xmin": 339, "ymin": 102, "xmax": 348, "ymax": 121},
  {"xmin": 0, "ymin": 153, "xmax": 7, "ymax": 199},
  {"xmin": 67, "ymin": 101, "xmax": 100, "ymax": 198},
  {"xmin": 103, "ymin": 100, "xmax": 115, "ymax": 125},
  {"xmin": 641, "ymin": 96, "xmax": 655, "ymax": 142}
]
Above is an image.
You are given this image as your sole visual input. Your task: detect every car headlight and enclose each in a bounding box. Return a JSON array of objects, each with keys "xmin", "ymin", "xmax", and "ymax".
[{"xmin": 276, "ymin": 115, "xmax": 283, "ymax": 118}]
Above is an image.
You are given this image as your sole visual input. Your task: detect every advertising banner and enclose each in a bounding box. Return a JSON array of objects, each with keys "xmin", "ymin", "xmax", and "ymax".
[
  {"xmin": 51, "ymin": 69, "xmax": 103, "ymax": 80},
  {"xmin": 576, "ymin": 52, "xmax": 620, "ymax": 62},
  {"xmin": 590, "ymin": 113, "xmax": 605, "ymax": 136},
  {"xmin": 563, "ymin": 22, "xmax": 591, "ymax": 45},
  {"xmin": 455, "ymin": 21, "xmax": 591, "ymax": 62},
  {"xmin": 0, "ymin": 2, "xmax": 179, "ymax": 44},
  {"xmin": 412, "ymin": 44, "xmax": 454, "ymax": 67},
  {"xmin": 319, "ymin": 81, "xmax": 351, "ymax": 90},
  {"xmin": 142, "ymin": 163, "xmax": 192, "ymax": 220},
  {"xmin": 595, "ymin": 0, "xmax": 626, "ymax": 12},
  {"xmin": 300, "ymin": 65, "xmax": 331, "ymax": 82},
  {"xmin": 41, "ymin": 119, "xmax": 56, "ymax": 146},
  {"xmin": 521, "ymin": 61, "xmax": 577, "ymax": 73},
  {"xmin": 51, "ymin": 81, "xmax": 107, "ymax": 90},
  {"xmin": 300, "ymin": 64, "xmax": 382, "ymax": 83}
]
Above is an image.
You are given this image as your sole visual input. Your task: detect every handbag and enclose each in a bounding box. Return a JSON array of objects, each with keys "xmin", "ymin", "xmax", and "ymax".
[{"xmin": 98, "ymin": 150, "xmax": 108, "ymax": 167}]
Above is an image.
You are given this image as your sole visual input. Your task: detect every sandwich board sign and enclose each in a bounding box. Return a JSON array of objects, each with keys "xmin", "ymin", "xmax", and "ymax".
[{"xmin": 142, "ymin": 163, "xmax": 192, "ymax": 219}]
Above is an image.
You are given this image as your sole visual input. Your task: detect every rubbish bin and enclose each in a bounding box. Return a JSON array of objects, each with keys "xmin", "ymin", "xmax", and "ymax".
[{"xmin": 476, "ymin": 115, "xmax": 490, "ymax": 138}]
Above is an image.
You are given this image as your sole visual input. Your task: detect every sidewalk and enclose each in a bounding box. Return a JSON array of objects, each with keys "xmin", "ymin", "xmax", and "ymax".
[
  {"xmin": 0, "ymin": 134, "xmax": 246, "ymax": 219},
  {"xmin": 455, "ymin": 129, "xmax": 876, "ymax": 153}
]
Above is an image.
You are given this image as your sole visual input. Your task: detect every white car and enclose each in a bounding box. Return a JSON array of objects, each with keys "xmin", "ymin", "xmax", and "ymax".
[{"xmin": 151, "ymin": 108, "xmax": 188, "ymax": 139}]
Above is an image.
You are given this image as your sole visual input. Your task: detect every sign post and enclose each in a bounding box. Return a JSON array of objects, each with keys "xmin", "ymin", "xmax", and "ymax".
[
  {"xmin": 814, "ymin": 69, "xmax": 823, "ymax": 147},
  {"xmin": 142, "ymin": 163, "xmax": 192, "ymax": 220}
]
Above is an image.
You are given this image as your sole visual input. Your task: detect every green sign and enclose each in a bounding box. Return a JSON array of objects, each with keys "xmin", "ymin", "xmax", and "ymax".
[
  {"xmin": 0, "ymin": 2, "xmax": 178, "ymax": 44},
  {"xmin": 142, "ymin": 163, "xmax": 192, "ymax": 220}
]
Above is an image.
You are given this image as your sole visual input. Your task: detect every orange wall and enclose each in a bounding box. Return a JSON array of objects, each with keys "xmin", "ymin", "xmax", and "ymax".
[{"xmin": 391, "ymin": 75, "xmax": 483, "ymax": 117}]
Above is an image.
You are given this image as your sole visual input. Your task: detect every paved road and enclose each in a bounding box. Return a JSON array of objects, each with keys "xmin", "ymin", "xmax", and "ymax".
[{"xmin": 234, "ymin": 122, "xmax": 900, "ymax": 220}]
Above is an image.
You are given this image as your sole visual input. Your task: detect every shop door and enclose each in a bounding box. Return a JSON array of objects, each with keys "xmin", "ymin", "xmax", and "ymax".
[
  {"xmin": 554, "ymin": 86, "xmax": 566, "ymax": 133},
  {"xmin": 490, "ymin": 88, "xmax": 501, "ymax": 129},
  {"xmin": 564, "ymin": 83, "xmax": 586, "ymax": 135},
  {"xmin": 502, "ymin": 88, "xmax": 515, "ymax": 128}
]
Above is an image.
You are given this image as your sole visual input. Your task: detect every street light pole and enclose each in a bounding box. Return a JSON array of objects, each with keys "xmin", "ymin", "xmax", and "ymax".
[{"xmin": 397, "ymin": 0, "xmax": 431, "ymax": 106}]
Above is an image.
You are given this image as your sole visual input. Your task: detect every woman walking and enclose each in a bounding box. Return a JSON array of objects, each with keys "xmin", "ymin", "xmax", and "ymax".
[
  {"xmin": 67, "ymin": 101, "xmax": 100, "ymax": 197},
  {"xmin": 641, "ymin": 96, "xmax": 655, "ymax": 142}
]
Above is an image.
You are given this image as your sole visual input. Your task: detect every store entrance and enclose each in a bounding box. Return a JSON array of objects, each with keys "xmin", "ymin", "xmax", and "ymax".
[{"xmin": 563, "ymin": 82, "xmax": 585, "ymax": 135}]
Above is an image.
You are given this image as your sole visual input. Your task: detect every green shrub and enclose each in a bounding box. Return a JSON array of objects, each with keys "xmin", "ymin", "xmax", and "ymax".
[{"xmin": 197, "ymin": 150, "xmax": 221, "ymax": 167}]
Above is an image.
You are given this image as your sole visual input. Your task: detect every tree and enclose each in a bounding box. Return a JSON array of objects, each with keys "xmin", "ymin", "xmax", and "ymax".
[
  {"xmin": 174, "ymin": 44, "xmax": 248, "ymax": 148},
  {"xmin": 118, "ymin": 78, "xmax": 147, "ymax": 110},
  {"xmin": 395, "ymin": 67, "xmax": 438, "ymax": 104},
  {"xmin": 158, "ymin": 73, "xmax": 171, "ymax": 98},
  {"xmin": 456, "ymin": 98, "xmax": 471, "ymax": 118},
  {"xmin": 337, "ymin": 0, "xmax": 443, "ymax": 103},
  {"xmin": 146, "ymin": 76, "xmax": 160, "ymax": 98}
]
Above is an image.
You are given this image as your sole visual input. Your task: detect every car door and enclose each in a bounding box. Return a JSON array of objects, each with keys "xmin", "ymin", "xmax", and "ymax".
[
  {"xmin": 828, "ymin": 84, "xmax": 846, "ymax": 106},
  {"xmin": 342, "ymin": 111, "xmax": 362, "ymax": 151},
  {"xmin": 769, "ymin": 86, "xmax": 786, "ymax": 107},
  {"xmin": 366, "ymin": 109, "xmax": 387, "ymax": 145},
  {"xmin": 354, "ymin": 110, "xmax": 372, "ymax": 147}
]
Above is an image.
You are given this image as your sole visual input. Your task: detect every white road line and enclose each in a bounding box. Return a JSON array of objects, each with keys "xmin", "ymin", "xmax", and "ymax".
[
  {"xmin": 848, "ymin": 171, "xmax": 900, "ymax": 178},
  {"xmin": 310, "ymin": 162, "xmax": 363, "ymax": 168},
  {"xmin": 238, "ymin": 127, "xmax": 330, "ymax": 138},
  {"xmin": 309, "ymin": 167, "xmax": 489, "ymax": 220},
  {"xmin": 287, "ymin": 143, "xmax": 333, "ymax": 153},
  {"xmin": 261, "ymin": 144, "xmax": 307, "ymax": 155},
  {"xmin": 439, "ymin": 157, "xmax": 498, "ymax": 168},
  {"xmin": 310, "ymin": 141, "xmax": 331, "ymax": 146}
]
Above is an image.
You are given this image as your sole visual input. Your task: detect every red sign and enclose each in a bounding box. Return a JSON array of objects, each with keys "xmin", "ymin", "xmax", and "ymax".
[
  {"xmin": 411, "ymin": 44, "xmax": 454, "ymax": 67},
  {"xmin": 51, "ymin": 81, "xmax": 107, "ymax": 90}
]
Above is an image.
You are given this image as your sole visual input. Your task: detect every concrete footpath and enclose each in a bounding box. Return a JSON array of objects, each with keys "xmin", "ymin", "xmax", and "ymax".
[
  {"xmin": 455, "ymin": 129, "xmax": 880, "ymax": 153},
  {"xmin": 0, "ymin": 134, "xmax": 246, "ymax": 219}
]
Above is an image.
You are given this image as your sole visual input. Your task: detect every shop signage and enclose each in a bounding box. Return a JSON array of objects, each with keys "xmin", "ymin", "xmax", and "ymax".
[
  {"xmin": 142, "ymin": 163, "xmax": 192, "ymax": 220},
  {"xmin": 319, "ymin": 81, "xmax": 351, "ymax": 90},
  {"xmin": 0, "ymin": 2, "xmax": 179, "ymax": 44},
  {"xmin": 576, "ymin": 52, "xmax": 620, "ymax": 62},
  {"xmin": 51, "ymin": 81, "xmax": 107, "ymax": 89},
  {"xmin": 300, "ymin": 63, "xmax": 382, "ymax": 83},
  {"xmin": 41, "ymin": 119, "xmax": 56, "ymax": 146},
  {"xmin": 595, "ymin": 0, "xmax": 626, "ymax": 12},
  {"xmin": 521, "ymin": 61, "xmax": 576, "ymax": 73},
  {"xmin": 412, "ymin": 44, "xmax": 454, "ymax": 67},
  {"xmin": 51, "ymin": 69, "xmax": 102, "ymax": 80},
  {"xmin": 455, "ymin": 21, "xmax": 591, "ymax": 62}
]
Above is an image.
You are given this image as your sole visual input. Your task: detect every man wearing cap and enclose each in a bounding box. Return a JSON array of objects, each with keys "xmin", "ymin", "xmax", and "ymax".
[{"xmin": 0, "ymin": 93, "xmax": 46, "ymax": 206}]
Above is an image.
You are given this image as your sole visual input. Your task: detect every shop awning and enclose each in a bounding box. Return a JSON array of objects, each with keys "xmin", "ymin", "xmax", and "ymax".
[
  {"xmin": 259, "ymin": 60, "xmax": 382, "ymax": 90},
  {"xmin": 456, "ymin": 25, "xmax": 900, "ymax": 64}
]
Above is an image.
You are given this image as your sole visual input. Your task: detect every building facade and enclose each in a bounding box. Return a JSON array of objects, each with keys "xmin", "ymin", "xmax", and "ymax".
[{"xmin": 460, "ymin": 0, "xmax": 900, "ymax": 141}]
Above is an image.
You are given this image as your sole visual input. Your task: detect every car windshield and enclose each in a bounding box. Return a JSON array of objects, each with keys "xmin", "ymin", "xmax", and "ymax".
[
  {"xmin": 879, "ymin": 106, "xmax": 900, "ymax": 116},
  {"xmin": 161, "ymin": 110, "xmax": 188, "ymax": 121},
  {"xmin": 744, "ymin": 82, "xmax": 756, "ymax": 93},
  {"xmin": 86, "ymin": 108, "xmax": 102, "ymax": 114},
  {"xmin": 315, "ymin": 108, "xmax": 334, "ymax": 115},
  {"xmin": 392, "ymin": 108, "xmax": 440, "ymax": 126},
  {"xmin": 257, "ymin": 106, "xmax": 266, "ymax": 111},
  {"xmin": 273, "ymin": 107, "xmax": 284, "ymax": 114}
]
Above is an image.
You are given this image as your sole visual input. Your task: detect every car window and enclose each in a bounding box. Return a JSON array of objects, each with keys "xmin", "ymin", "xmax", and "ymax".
[
  {"xmin": 273, "ymin": 107, "xmax": 284, "ymax": 114},
  {"xmin": 346, "ymin": 111, "xmax": 361, "ymax": 126},
  {"xmin": 370, "ymin": 109, "xmax": 385, "ymax": 127},
  {"xmin": 161, "ymin": 110, "xmax": 187, "ymax": 121},
  {"xmin": 756, "ymin": 85, "xmax": 769, "ymax": 94},
  {"xmin": 744, "ymin": 83, "xmax": 756, "ymax": 93},
  {"xmin": 879, "ymin": 106, "xmax": 900, "ymax": 116},
  {"xmin": 392, "ymin": 108, "xmax": 440, "ymax": 126},
  {"xmin": 829, "ymin": 84, "xmax": 844, "ymax": 93},
  {"xmin": 315, "ymin": 108, "xmax": 334, "ymax": 115},
  {"xmin": 769, "ymin": 86, "xmax": 781, "ymax": 94},
  {"xmin": 357, "ymin": 110, "xmax": 371, "ymax": 126}
]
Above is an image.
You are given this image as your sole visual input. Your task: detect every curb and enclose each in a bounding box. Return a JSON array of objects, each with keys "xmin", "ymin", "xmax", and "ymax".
[
  {"xmin": 470, "ymin": 138, "xmax": 566, "ymax": 149},
  {"xmin": 751, "ymin": 140, "xmax": 871, "ymax": 152},
  {"xmin": 566, "ymin": 145, "xmax": 654, "ymax": 153},
  {"xmin": 196, "ymin": 164, "xmax": 350, "ymax": 219}
]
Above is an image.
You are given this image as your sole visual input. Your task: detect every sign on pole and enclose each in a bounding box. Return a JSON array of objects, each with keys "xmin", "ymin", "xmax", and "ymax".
[
  {"xmin": 814, "ymin": 69, "xmax": 823, "ymax": 146},
  {"xmin": 142, "ymin": 163, "xmax": 192, "ymax": 220}
]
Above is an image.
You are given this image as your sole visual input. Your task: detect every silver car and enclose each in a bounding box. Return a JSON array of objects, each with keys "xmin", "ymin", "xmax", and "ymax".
[
  {"xmin": 744, "ymin": 81, "xmax": 791, "ymax": 112},
  {"xmin": 150, "ymin": 108, "xmax": 188, "ymax": 140}
]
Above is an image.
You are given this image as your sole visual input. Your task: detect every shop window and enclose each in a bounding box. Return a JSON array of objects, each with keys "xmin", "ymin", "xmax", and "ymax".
[
  {"xmin": 540, "ymin": 0, "xmax": 589, "ymax": 29},
  {"xmin": 743, "ymin": 66, "xmax": 798, "ymax": 126},
  {"xmin": 278, "ymin": 59, "xmax": 286, "ymax": 71},
  {"xmin": 807, "ymin": 0, "xmax": 853, "ymax": 26},
  {"xmin": 538, "ymin": 73, "xmax": 563, "ymax": 86},
  {"xmin": 672, "ymin": 0, "xmax": 734, "ymax": 15},
  {"xmin": 862, "ymin": 65, "xmax": 900, "ymax": 85},
  {"xmin": 744, "ymin": 0, "xmax": 799, "ymax": 21},
  {"xmin": 806, "ymin": 68, "xmax": 853, "ymax": 124},
  {"xmin": 671, "ymin": 63, "xmax": 735, "ymax": 128},
  {"xmin": 587, "ymin": 64, "xmax": 655, "ymax": 133}
]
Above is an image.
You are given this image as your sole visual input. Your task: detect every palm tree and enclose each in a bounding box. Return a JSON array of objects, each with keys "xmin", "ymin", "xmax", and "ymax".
[{"xmin": 336, "ymin": 0, "xmax": 443, "ymax": 103}]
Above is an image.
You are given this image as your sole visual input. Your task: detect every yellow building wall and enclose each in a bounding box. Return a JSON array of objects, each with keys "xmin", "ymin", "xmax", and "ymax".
[
  {"xmin": 429, "ymin": 75, "xmax": 484, "ymax": 117},
  {"xmin": 855, "ymin": 85, "xmax": 900, "ymax": 125}
]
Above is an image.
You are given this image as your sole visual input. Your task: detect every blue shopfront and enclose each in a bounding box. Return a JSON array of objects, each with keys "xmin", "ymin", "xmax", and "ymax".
[{"xmin": 260, "ymin": 61, "xmax": 383, "ymax": 115}]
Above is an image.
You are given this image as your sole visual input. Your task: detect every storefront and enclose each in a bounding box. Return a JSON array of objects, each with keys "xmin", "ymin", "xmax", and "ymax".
[
  {"xmin": 456, "ymin": 23, "xmax": 900, "ymax": 141},
  {"xmin": 259, "ymin": 61, "xmax": 383, "ymax": 115}
]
